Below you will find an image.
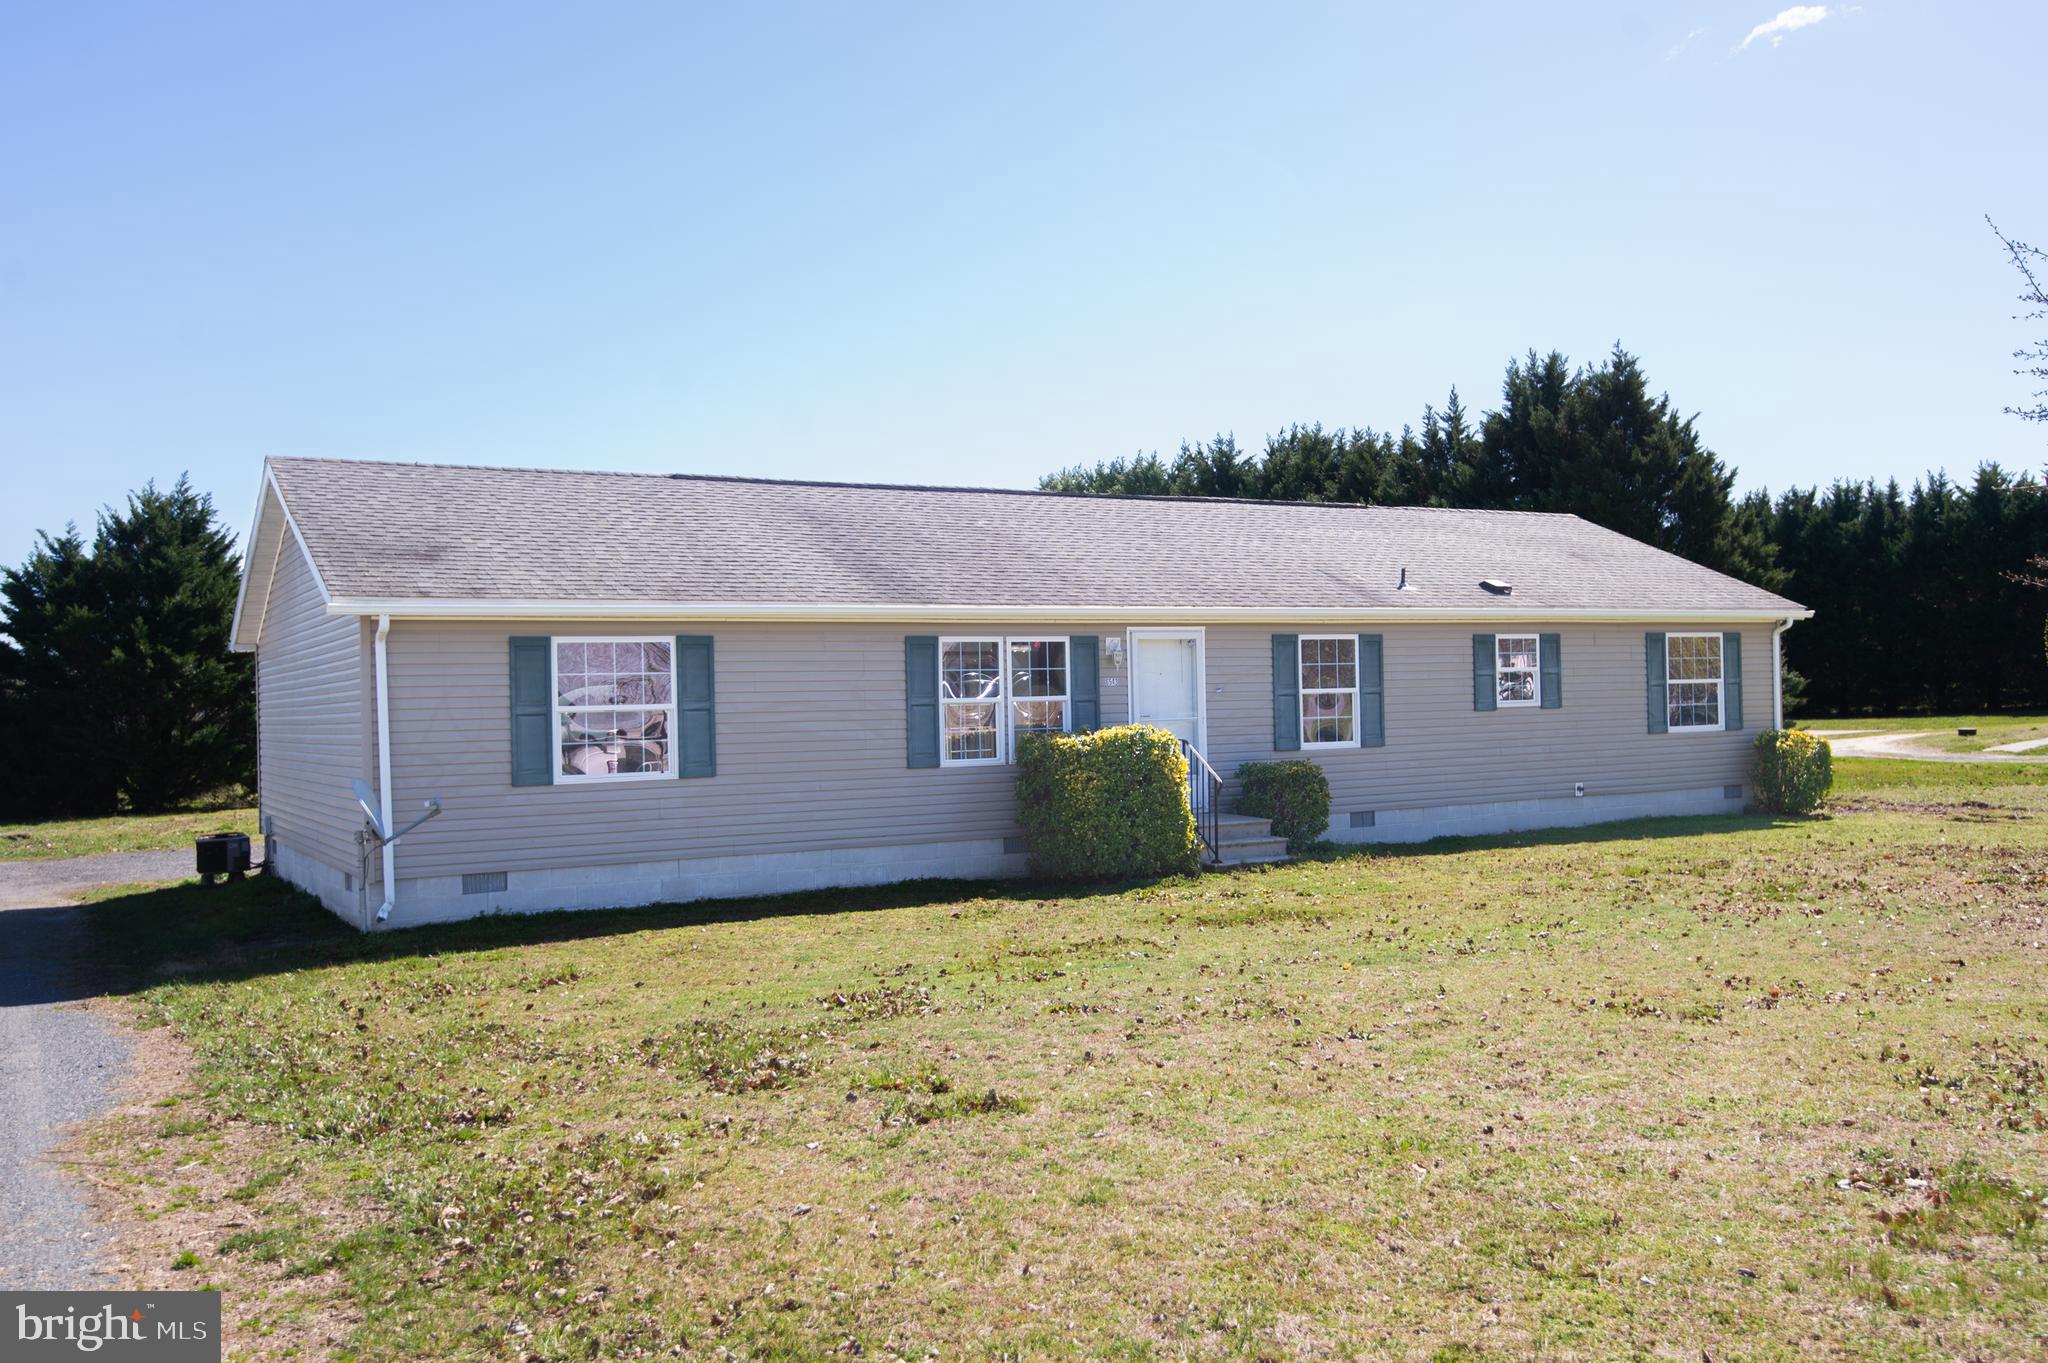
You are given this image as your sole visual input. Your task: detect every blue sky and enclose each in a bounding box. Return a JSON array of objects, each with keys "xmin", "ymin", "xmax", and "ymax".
[{"xmin": 2, "ymin": 2, "xmax": 2042, "ymax": 564}]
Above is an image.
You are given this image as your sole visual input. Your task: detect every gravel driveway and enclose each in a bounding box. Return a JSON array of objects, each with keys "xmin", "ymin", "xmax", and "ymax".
[{"xmin": 0, "ymin": 849, "xmax": 190, "ymax": 1288}]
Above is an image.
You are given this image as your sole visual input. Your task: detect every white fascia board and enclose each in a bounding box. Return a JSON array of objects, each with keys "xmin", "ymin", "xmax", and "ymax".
[
  {"xmin": 229, "ymin": 463, "xmax": 339, "ymax": 651},
  {"xmin": 227, "ymin": 468, "xmax": 277, "ymax": 651},
  {"xmin": 325, "ymin": 598, "xmax": 1815, "ymax": 626}
]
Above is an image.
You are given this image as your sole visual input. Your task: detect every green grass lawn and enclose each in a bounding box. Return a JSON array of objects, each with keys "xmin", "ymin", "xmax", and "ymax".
[
  {"xmin": 82, "ymin": 763, "xmax": 2046, "ymax": 1362},
  {"xmin": 0, "ymin": 805, "xmax": 259, "ymax": 862},
  {"xmin": 1802, "ymin": 711, "xmax": 2048, "ymax": 754},
  {"xmin": 1832, "ymin": 756, "xmax": 2046, "ymax": 793}
]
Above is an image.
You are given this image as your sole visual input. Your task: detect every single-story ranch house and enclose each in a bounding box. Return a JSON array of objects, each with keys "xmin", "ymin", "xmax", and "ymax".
[{"xmin": 231, "ymin": 457, "xmax": 1811, "ymax": 929}]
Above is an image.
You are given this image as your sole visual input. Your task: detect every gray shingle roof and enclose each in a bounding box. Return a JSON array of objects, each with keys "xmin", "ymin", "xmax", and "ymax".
[{"xmin": 265, "ymin": 457, "xmax": 1806, "ymax": 616}]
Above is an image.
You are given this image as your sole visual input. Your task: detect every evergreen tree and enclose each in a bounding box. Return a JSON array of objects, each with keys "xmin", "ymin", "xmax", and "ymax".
[
  {"xmin": 1762, "ymin": 466, "xmax": 2048, "ymax": 713},
  {"xmin": 1168, "ymin": 435, "xmax": 1257, "ymax": 498},
  {"xmin": 0, "ymin": 528, "xmax": 122, "ymax": 816},
  {"xmin": 1400, "ymin": 389, "xmax": 1481, "ymax": 507},
  {"xmin": 0, "ymin": 476, "xmax": 253, "ymax": 817},
  {"xmin": 1259, "ymin": 424, "xmax": 1371, "ymax": 503},
  {"xmin": 1481, "ymin": 346, "xmax": 1779, "ymax": 586},
  {"xmin": 1040, "ymin": 451, "xmax": 1175, "ymax": 495}
]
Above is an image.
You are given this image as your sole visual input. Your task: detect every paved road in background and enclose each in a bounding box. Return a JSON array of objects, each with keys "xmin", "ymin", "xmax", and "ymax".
[
  {"xmin": 1809, "ymin": 729, "xmax": 2048, "ymax": 764},
  {"xmin": 0, "ymin": 850, "xmax": 188, "ymax": 1289}
]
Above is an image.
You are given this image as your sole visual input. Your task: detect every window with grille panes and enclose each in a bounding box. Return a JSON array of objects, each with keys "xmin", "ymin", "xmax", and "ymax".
[
  {"xmin": 1665, "ymin": 633, "xmax": 1723, "ymax": 731},
  {"xmin": 552, "ymin": 638, "xmax": 676, "ymax": 781},
  {"xmin": 1495, "ymin": 634, "xmax": 1539, "ymax": 707},
  {"xmin": 938, "ymin": 636, "xmax": 1070, "ymax": 764},
  {"xmin": 1299, "ymin": 635, "xmax": 1358, "ymax": 746}
]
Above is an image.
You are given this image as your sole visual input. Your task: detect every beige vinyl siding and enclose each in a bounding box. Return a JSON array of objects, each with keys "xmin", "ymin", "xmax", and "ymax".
[
  {"xmin": 380, "ymin": 618, "xmax": 1768, "ymax": 882},
  {"xmin": 382, "ymin": 622, "xmax": 1129, "ymax": 879},
  {"xmin": 255, "ymin": 538, "xmax": 369, "ymax": 872},
  {"xmin": 1205, "ymin": 623, "xmax": 1766, "ymax": 813}
]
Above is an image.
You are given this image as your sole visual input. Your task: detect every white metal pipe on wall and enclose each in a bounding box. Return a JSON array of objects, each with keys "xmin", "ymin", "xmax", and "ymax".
[
  {"xmin": 374, "ymin": 614, "xmax": 397, "ymax": 923},
  {"xmin": 1772, "ymin": 616, "xmax": 1795, "ymax": 730}
]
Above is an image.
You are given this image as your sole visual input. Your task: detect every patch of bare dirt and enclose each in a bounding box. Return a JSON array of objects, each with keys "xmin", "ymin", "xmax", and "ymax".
[
  {"xmin": 62, "ymin": 1000, "xmax": 365, "ymax": 1361},
  {"xmin": 1831, "ymin": 797, "xmax": 2027, "ymax": 821}
]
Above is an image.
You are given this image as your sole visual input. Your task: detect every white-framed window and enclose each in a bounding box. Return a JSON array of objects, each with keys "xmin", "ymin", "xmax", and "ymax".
[
  {"xmin": 1299, "ymin": 635, "xmax": 1358, "ymax": 747},
  {"xmin": 1495, "ymin": 634, "xmax": 1540, "ymax": 707},
  {"xmin": 940, "ymin": 637, "xmax": 1004, "ymax": 765},
  {"xmin": 1666, "ymin": 633, "xmax": 1724, "ymax": 731},
  {"xmin": 552, "ymin": 637, "xmax": 677, "ymax": 782},
  {"xmin": 1008, "ymin": 637, "xmax": 1070, "ymax": 740},
  {"xmin": 939, "ymin": 635, "xmax": 1071, "ymax": 766}
]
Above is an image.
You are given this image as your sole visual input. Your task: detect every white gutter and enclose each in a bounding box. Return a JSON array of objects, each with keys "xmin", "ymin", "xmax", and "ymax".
[
  {"xmin": 373, "ymin": 614, "xmax": 397, "ymax": 924},
  {"xmin": 326, "ymin": 597, "xmax": 1814, "ymax": 627}
]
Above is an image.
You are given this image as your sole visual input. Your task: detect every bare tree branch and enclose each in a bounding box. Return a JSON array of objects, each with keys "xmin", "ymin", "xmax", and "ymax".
[{"xmin": 1988, "ymin": 215, "xmax": 2048, "ymax": 426}]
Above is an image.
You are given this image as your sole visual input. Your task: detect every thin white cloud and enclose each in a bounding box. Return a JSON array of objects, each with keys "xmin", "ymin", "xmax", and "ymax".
[
  {"xmin": 1664, "ymin": 27, "xmax": 1707, "ymax": 61},
  {"xmin": 1735, "ymin": 5, "xmax": 1832, "ymax": 53}
]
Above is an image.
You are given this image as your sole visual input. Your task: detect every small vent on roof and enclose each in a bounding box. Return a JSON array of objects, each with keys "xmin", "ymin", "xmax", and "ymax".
[
  {"xmin": 1480, "ymin": 579, "xmax": 1513, "ymax": 595},
  {"xmin": 1397, "ymin": 566, "xmax": 1418, "ymax": 592}
]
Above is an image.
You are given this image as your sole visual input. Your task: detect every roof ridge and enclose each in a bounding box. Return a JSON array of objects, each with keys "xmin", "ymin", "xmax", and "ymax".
[{"xmin": 265, "ymin": 456, "xmax": 1583, "ymax": 517}]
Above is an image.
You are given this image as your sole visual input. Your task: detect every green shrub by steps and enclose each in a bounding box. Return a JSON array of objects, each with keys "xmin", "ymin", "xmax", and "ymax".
[
  {"xmin": 1014, "ymin": 725, "xmax": 1201, "ymax": 880},
  {"xmin": 1232, "ymin": 760, "xmax": 1332, "ymax": 852},
  {"xmin": 1753, "ymin": 728, "xmax": 1833, "ymax": 814}
]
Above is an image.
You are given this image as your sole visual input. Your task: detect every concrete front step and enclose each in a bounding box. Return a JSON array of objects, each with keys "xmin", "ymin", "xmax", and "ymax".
[
  {"xmin": 1211, "ymin": 843, "xmax": 1291, "ymax": 868},
  {"xmin": 1203, "ymin": 811, "xmax": 1292, "ymax": 867},
  {"xmin": 1204, "ymin": 810, "xmax": 1269, "ymax": 834}
]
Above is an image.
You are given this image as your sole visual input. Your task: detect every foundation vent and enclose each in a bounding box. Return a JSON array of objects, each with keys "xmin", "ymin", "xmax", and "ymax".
[
  {"xmin": 1350, "ymin": 810, "xmax": 1376, "ymax": 829},
  {"xmin": 462, "ymin": 871, "xmax": 509, "ymax": 895},
  {"xmin": 1723, "ymin": 784, "xmax": 1745, "ymax": 800}
]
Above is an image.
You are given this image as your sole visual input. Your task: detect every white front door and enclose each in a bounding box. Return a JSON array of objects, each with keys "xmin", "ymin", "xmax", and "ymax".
[{"xmin": 1130, "ymin": 632, "xmax": 1204, "ymax": 749}]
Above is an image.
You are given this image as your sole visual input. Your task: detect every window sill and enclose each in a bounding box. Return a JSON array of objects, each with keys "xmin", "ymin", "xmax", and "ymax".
[{"xmin": 553, "ymin": 771, "xmax": 679, "ymax": 785}]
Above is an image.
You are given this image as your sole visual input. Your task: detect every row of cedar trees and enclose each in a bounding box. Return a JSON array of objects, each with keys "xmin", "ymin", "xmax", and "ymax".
[{"xmin": 1043, "ymin": 346, "xmax": 2048, "ymax": 717}]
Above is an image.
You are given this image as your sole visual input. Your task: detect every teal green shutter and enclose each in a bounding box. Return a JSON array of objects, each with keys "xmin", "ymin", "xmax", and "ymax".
[
  {"xmin": 1472, "ymin": 635, "xmax": 1496, "ymax": 711},
  {"xmin": 1069, "ymin": 636, "xmax": 1099, "ymax": 731},
  {"xmin": 1645, "ymin": 632, "xmax": 1668, "ymax": 733},
  {"xmin": 1356, "ymin": 633, "xmax": 1384, "ymax": 747},
  {"xmin": 1722, "ymin": 632, "xmax": 1743, "ymax": 730},
  {"xmin": 1539, "ymin": 633, "xmax": 1562, "ymax": 709},
  {"xmin": 675, "ymin": 635, "xmax": 715, "ymax": 777},
  {"xmin": 1272, "ymin": 634, "xmax": 1300, "ymax": 750},
  {"xmin": 905, "ymin": 636, "xmax": 939, "ymax": 768},
  {"xmin": 510, "ymin": 637, "xmax": 553, "ymax": 786}
]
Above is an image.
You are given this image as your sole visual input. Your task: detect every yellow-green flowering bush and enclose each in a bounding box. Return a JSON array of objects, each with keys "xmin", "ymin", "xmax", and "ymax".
[
  {"xmin": 1752, "ymin": 728, "xmax": 1833, "ymax": 814},
  {"xmin": 1014, "ymin": 725, "xmax": 1200, "ymax": 879},
  {"xmin": 1232, "ymin": 760, "xmax": 1332, "ymax": 852}
]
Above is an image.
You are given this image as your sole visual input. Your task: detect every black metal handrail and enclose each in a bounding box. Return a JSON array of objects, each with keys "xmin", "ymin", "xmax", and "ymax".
[{"xmin": 1181, "ymin": 739, "xmax": 1223, "ymax": 865}]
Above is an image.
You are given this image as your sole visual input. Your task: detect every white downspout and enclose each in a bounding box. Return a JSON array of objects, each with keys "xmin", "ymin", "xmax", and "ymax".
[
  {"xmin": 374, "ymin": 614, "xmax": 397, "ymax": 924},
  {"xmin": 1772, "ymin": 616, "xmax": 1794, "ymax": 730}
]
